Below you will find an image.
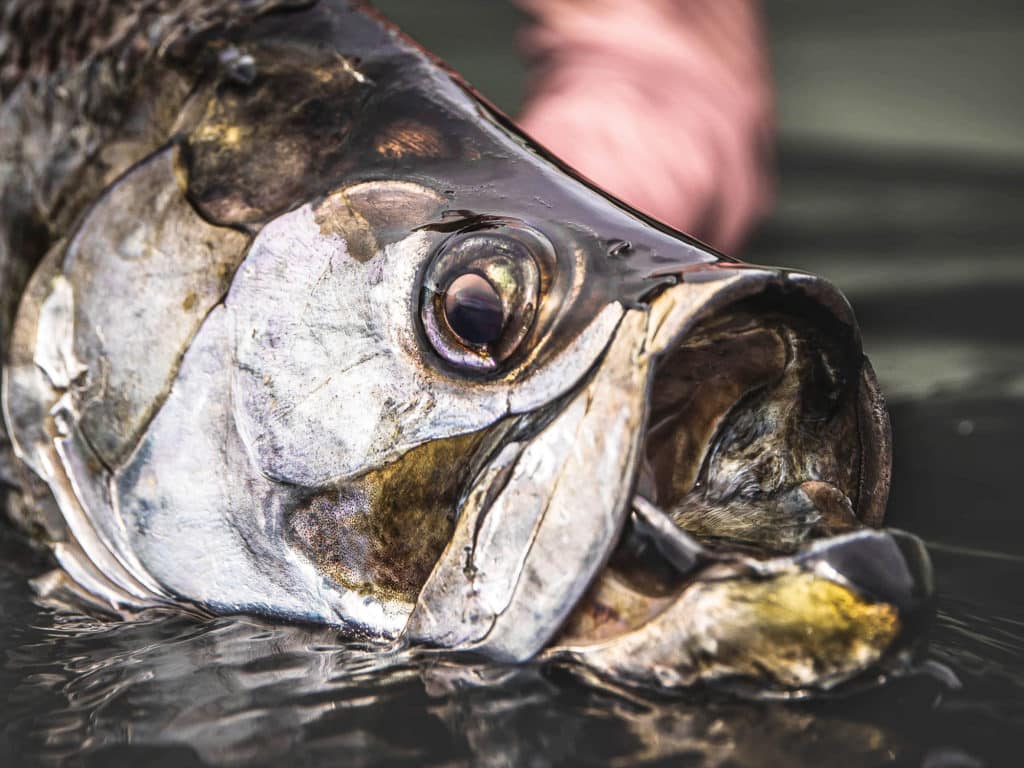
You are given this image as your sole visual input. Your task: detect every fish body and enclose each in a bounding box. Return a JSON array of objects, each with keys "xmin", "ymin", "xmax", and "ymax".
[{"xmin": 0, "ymin": 0, "xmax": 931, "ymax": 693}]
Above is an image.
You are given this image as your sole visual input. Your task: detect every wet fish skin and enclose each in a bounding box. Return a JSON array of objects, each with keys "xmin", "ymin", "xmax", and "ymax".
[
  {"xmin": 0, "ymin": 1, "xmax": 931, "ymax": 694},
  {"xmin": 0, "ymin": 0, "xmax": 709, "ymax": 616}
]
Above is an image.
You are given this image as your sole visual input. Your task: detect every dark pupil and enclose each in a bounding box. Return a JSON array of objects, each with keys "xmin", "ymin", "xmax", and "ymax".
[{"xmin": 443, "ymin": 273, "xmax": 505, "ymax": 346}]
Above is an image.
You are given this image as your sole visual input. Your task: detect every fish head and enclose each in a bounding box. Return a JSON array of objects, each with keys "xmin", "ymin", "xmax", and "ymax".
[
  {"xmin": 1, "ymin": 0, "xmax": 933, "ymax": 695},
  {"xmin": 221, "ymin": 54, "xmax": 931, "ymax": 693}
]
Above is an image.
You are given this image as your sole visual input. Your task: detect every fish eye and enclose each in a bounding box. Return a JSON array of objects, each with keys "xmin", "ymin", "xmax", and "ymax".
[
  {"xmin": 443, "ymin": 273, "xmax": 505, "ymax": 346},
  {"xmin": 421, "ymin": 225, "xmax": 551, "ymax": 373}
]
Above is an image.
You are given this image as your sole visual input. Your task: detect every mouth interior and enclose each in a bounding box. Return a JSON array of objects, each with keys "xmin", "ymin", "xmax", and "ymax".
[{"xmin": 558, "ymin": 292, "xmax": 868, "ymax": 645}]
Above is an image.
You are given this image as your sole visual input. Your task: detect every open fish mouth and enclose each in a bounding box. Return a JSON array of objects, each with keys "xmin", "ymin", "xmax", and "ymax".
[
  {"xmin": 408, "ymin": 266, "xmax": 933, "ymax": 694},
  {"xmin": 0, "ymin": 0, "xmax": 932, "ymax": 698}
]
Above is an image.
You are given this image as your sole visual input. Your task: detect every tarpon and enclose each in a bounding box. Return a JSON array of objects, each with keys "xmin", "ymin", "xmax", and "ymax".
[{"xmin": 0, "ymin": 0, "xmax": 932, "ymax": 694}]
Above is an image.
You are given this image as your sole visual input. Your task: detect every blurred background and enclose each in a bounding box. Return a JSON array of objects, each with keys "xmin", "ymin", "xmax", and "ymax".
[{"xmin": 372, "ymin": 0, "xmax": 1024, "ymax": 157}]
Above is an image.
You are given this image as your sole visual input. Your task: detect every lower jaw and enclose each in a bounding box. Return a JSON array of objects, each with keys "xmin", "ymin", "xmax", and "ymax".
[{"xmin": 542, "ymin": 493, "xmax": 933, "ymax": 695}]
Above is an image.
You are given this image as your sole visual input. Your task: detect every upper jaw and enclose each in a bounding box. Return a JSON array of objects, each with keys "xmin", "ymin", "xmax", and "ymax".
[{"xmin": 407, "ymin": 265, "xmax": 933, "ymax": 693}]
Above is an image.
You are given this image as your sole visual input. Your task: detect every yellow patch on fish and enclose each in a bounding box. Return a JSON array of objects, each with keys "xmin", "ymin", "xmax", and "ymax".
[
  {"xmin": 688, "ymin": 571, "xmax": 901, "ymax": 688},
  {"xmin": 287, "ymin": 429, "xmax": 490, "ymax": 604}
]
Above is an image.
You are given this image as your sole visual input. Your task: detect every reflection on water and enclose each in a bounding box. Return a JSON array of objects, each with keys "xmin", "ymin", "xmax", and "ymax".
[
  {"xmin": 3, "ymin": 521, "xmax": 1023, "ymax": 766},
  {"xmin": 4, "ymin": 150, "xmax": 1024, "ymax": 766}
]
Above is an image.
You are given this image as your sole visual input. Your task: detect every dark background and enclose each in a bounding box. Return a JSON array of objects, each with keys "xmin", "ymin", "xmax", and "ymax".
[{"xmin": 373, "ymin": 0, "xmax": 1024, "ymax": 158}]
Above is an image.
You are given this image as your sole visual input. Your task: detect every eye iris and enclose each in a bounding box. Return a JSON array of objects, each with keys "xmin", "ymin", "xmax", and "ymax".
[{"xmin": 443, "ymin": 273, "xmax": 505, "ymax": 346}]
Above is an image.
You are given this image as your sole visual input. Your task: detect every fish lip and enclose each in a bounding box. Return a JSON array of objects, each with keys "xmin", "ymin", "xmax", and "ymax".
[
  {"xmin": 545, "ymin": 529, "xmax": 935, "ymax": 698},
  {"xmin": 544, "ymin": 498, "xmax": 935, "ymax": 695}
]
